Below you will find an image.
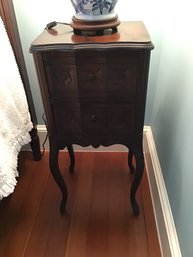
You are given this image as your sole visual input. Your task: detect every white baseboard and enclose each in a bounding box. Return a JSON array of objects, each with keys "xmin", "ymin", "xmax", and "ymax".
[
  {"xmin": 24, "ymin": 125, "xmax": 181, "ymax": 257},
  {"xmin": 143, "ymin": 126, "xmax": 182, "ymax": 257}
]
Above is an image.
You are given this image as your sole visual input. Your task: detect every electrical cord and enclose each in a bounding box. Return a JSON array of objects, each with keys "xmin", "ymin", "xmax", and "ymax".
[{"xmin": 46, "ymin": 21, "xmax": 71, "ymax": 30}]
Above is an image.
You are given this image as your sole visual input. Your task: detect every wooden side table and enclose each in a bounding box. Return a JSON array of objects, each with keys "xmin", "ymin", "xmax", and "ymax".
[{"xmin": 30, "ymin": 21, "xmax": 154, "ymax": 215}]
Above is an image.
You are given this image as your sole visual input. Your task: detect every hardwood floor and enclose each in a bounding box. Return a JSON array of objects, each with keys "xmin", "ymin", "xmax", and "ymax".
[{"xmin": 0, "ymin": 151, "xmax": 161, "ymax": 257}]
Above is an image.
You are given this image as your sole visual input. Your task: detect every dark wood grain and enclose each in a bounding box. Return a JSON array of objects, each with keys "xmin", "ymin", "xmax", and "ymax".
[
  {"xmin": 30, "ymin": 21, "xmax": 153, "ymax": 51},
  {"xmin": 0, "ymin": 151, "xmax": 162, "ymax": 257},
  {"xmin": 0, "ymin": 153, "xmax": 49, "ymax": 257}
]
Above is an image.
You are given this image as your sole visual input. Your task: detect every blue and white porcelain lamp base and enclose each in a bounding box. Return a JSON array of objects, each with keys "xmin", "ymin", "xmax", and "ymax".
[{"xmin": 70, "ymin": 0, "xmax": 120, "ymax": 35}]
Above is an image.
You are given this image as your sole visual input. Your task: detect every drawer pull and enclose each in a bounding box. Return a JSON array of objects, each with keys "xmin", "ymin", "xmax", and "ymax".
[{"xmin": 90, "ymin": 114, "xmax": 96, "ymax": 122}]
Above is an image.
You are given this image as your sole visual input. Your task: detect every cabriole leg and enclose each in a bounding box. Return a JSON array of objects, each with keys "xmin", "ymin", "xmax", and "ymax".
[
  {"xmin": 67, "ymin": 145, "xmax": 75, "ymax": 173},
  {"xmin": 128, "ymin": 149, "xmax": 135, "ymax": 174},
  {"xmin": 49, "ymin": 143, "xmax": 68, "ymax": 213},
  {"xmin": 130, "ymin": 149, "xmax": 144, "ymax": 215},
  {"xmin": 29, "ymin": 127, "xmax": 41, "ymax": 161}
]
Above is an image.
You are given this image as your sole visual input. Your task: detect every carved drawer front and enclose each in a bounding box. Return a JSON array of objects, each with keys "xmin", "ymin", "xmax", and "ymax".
[
  {"xmin": 77, "ymin": 63, "xmax": 105, "ymax": 97},
  {"xmin": 51, "ymin": 99, "xmax": 81, "ymax": 131},
  {"xmin": 106, "ymin": 61, "xmax": 138, "ymax": 100},
  {"xmin": 81, "ymin": 106, "xmax": 106, "ymax": 129},
  {"xmin": 107, "ymin": 104, "xmax": 135, "ymax": 131},
  {"xmin": 55, "ymin": 108, "xmax": 80, "ymax": 129},
  {"xmin": 45, "ymin": 64, "xmax": 77, "ymax": 96}
]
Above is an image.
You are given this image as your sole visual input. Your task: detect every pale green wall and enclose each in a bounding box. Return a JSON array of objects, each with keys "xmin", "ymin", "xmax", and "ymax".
[
  {"xmin": 13, "ymin": 0, "xmax": 193, "ymax": 256},
  {"xmin": 146, "ymin": 10, "xmax": 193, "ymax": 257}
]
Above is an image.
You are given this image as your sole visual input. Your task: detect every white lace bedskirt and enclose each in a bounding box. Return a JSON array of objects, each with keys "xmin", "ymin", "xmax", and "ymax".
[{"xmin": 0, "ymin": 17, "xmax": 33, "ymax": 199}]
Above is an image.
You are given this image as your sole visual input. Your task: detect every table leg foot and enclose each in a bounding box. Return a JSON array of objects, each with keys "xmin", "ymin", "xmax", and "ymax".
[
  {"xmin": 130, "ymin": 149, "xmax": 144, "ymax": 215},
  {"xmin": 29, "ymin": 127, "xmax": 41, "ymax": 161},
  {"xmin": 49, "ymin": 144, "xmax": 68, "ymax": 213},
  {"xmin": 60, "ymin": 196, "xmax": 67, "ymax": 214}
]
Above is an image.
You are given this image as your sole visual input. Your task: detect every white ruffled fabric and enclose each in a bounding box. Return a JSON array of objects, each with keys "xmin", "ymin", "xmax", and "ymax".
[{"xmin": 0, "ymin": 17, "xmax": 33, "ymax": 199}]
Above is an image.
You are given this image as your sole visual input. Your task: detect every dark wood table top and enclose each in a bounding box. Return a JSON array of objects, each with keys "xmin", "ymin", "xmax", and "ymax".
[{"xmin": 30, "ymin": 21, "xmax": 154, "ymax": 52}]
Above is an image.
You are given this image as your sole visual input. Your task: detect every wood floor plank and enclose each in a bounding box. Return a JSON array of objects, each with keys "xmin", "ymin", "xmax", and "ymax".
[
  {"xmin": 0, "ymin": 151, "xmax": 162, "ymax": 257},
  {"xmin": 106, "ymin": 152, "xmax": 148, "ymax": 257},
  {"xmin": 0, "ymin": 152, "xmax": 49, "ymax": 257},
  {"xmin": 141, "ymin": 169, "xmax": 162, "ymax": 257},
  {"xmin": 23, "ymin": 152, "xmax": 81, "ymax": 257},
  {"xmin": 64, "ymin": 152, "xmax": 95, "ymax": 257},
  {"xmin": 44, "ymin": 151, "xmax": 80, "ymax": 257},
  {"xmin": 86, "ymin": 153, "xmax": 110, "ymax": 257},
  {"xmin": 22, "ymin": 154, "xmax": 66, "ymax": 257}
]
